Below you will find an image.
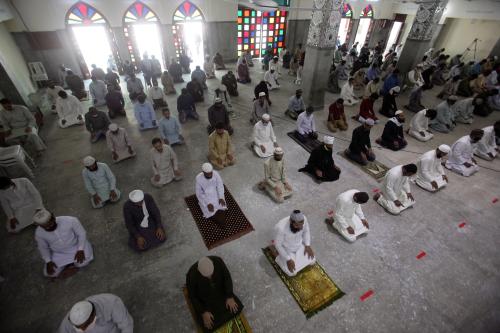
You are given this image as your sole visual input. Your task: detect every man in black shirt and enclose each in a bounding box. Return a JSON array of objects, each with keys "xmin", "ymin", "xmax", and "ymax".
[
  {"xmin": 177, "ymin": 88, "xmax": 199, "ymax": 123},
  {"xmin": 345, "ymin": 119, "xmax": 376, "ymax": 165},
  {"xmin": 376, "ymin": 110, "xmax": 407, "ymax": 151}
]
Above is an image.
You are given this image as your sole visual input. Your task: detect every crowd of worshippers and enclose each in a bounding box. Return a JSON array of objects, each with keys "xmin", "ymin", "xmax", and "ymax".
[{"xmin": 1, "ymin": 43, "xmax": 500, "ymax": 332}]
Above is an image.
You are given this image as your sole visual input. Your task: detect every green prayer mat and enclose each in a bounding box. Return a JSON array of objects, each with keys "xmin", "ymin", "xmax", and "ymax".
[
  {"xmin": 262, "ymin": 247, "xmax": 345, "ymax": 318},
  {"xmin": 338, "ymin": 151, "xmax": 390, "ymax": 180}
]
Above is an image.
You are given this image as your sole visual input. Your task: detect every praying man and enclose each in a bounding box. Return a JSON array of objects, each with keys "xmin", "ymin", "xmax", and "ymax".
[
  {"xmin": 274, "ymin": 210, "xmax": 315, "ymax": 277},
  {"xmin": 82, "ymin": 156, "xmax": 120, "ymax": 209},
  {"xmin": 416, "ymin": 145, "xmax": 451, "ymax": 192},
  {"xmin": 374, "ymin": 164, "xmax": 418, "ymax": 215},
  {"xmin": 408, "ymin": 109, "xmax": 437, "ymax": 142},
  {"xmin": 134, "ymin": 94, "xmax": 157, "ymax": 130},
  {"xmin": 56, "ymin": 90, "xmax": 85, "ymax": 128},
  {"xmin": 84, "ymin": 107, "xmax": 110, "ymax": 143},
  {"xmin": 329, "ymin": 190, "xmax": 370, "ymax": 242},
  {"xmin": 208, "ymin": 123, "xmax": 235, "ymax": 170},
  {"xmin": 376, "ymin": 110, "xmax": 407, "ymax": 151},
  {"xmin": 106, "ymin": 123, "xmax": 136, "ymax": 163},
  {"xmin": 261, "ymin": 147, "xmax": 293, "ymax": 203},
  {"xmin": 445, "ymin": 129, "xmax": 483, "ymax": 177},
  {"xmin": 150, "ymin": 137, "xmax": 182, "ymax": 188},
  {"xmin": 345, "ymin": 119, "xmax": 376, "ymax": 165},
  {"xmin": 158, "ymin": 108, "xmax": 184, "ymax": 145},
  {"xmin": 473, "ymin": 121, "xmax": 499, "ymax": 160},
  {"xmin": 195, "ymin": 163, "xmax": 227, "ymax": 228},
  {"xmin": 148, "ymin": 80, "xmax": 167, "ymax": 110},
  {"xmin": 46, "ymin": 81, "xmax": 64, "ymax": 113},
  {"xmin": 89, "ymin": 76, "xmax": 107, "ymax": 107},
  {"xmin": 429, "ymin": 96, "xmax": 458, "ymax": 133},
  {"xmin": 299, "ymin": 136, "xmax": 341, "ymax": 182},
  {"xmin": 264, "ymin": 68, "xmax": 280, "ymax": 90},
  {"xmin": 252, "ymin": 113, "xmax": 278, "ymax": 158},
  {"xmin": 34, "ymin": 209, "xmax": 94, "ymax": 279},
  {"xmin": 296, "ymin": 106, "xmax": 317, "ymax": 142}
]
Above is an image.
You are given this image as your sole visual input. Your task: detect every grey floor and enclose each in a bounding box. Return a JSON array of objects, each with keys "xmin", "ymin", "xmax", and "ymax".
[{"xmin": 1, "ymin": 62, "xmax": 500, "ymax": 333}]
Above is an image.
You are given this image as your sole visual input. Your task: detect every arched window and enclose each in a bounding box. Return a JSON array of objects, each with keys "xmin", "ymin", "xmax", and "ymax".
[
  {"xmin": 360, "ymin": 5, "xmax": 374, "ymax": 18},
  {"xmin": 66, "ymin": 1, "xmax": 106, "ymax": 25},
  {"xmin": 353, "ymin": 5, "xmax": 374, "ymax": 53},
  {"xmin": 342, "ymin": 4, "xmax": 353, "ymax": 18},
  {"xmin": 124, "ymin": 1, "xmax": 159, "ymax": 22},
  {"xmin": 337, "ymin": 4, "xmax": 354, "ymax": 46},
  {"xmin": 172, "ymin": 1, "xmax": 205, "ymax": 63},
  {"xmin": 173, "ymin": 1, "xmax": 203, "ymax": 22}
]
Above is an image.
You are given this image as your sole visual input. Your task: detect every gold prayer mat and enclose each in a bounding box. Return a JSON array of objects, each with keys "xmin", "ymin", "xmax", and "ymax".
[
  {"xmin": 184, "ymin": 186, "xmax": 254, "ymax": 250},
  {"xmin": 287, "ymin": 131, "xmax": 321, "ymax": 153},
  {"xmin": 262, "ymin": 247, "xmax": 345, "ymax": 318},
  {"xmin": 338, "ymin": 151, "xmax": 390, "ymax": 180},
  {"xmin": 182, "ymin": 287, "xmax": 253, "ymax": 333}
]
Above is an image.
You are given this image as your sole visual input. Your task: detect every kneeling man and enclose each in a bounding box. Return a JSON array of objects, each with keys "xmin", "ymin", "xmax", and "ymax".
[
  {"xmin": 253, "ymin": 114, "xmax": 278, "ymax": 158},
  {"xmin": 374, "ymin": 164, "xmax": 417, "ymax": 215},
  {"xmin": 445, "ymin": 129, "xmax": 483, "ymax": 177},
  {"xmin": 330, "ymin": 190, "xmax": 369, "ymax": 242},
  {"xmin": 196, "ymin": 163, "xmax": 227, "ymax": 227},
  {"xmin": 82, "ymin": 156, "xmax": 120, "ymax": 208},
  {"xmin": 262, "ymin": 147, "xmax": 293, "ymax": 203},
  {"xmin": 416, "ymin": 145, "xmax": 450, "ymax": 192}
]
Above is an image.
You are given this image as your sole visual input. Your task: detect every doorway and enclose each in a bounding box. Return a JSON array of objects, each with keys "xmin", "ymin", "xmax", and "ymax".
[
  {"xmin": 71, "ymin": 25, "xmax": 112, "ymax": 72},
  {"xmin": 132, "ymin": 23, "xmax": 164, "ymax": 68},
  {"xmin": 353, "ymin": 19, "xmax": 372, "ymax": 53},
  {"xmin": 383, "ymin": 21, "xmax": 403, "ymax": 57},
  {"xmin": 176, "ymin": 21, "xmax": 204, "ymax": 68},
  {"xmin": 338, "ymin": 18, "xmax": 351, "ymax": 46}
]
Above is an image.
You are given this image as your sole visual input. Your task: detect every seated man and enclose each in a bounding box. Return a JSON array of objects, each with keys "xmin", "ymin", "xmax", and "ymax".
[
  {"xmin": 416, "ymin": 145, "xmax": 450, "ymax": 192},
  {"xmin": 126, "ymin": 73, "xmax": 144, "ymax": 102},
  {"xmin": 340, "ymin": 78, "xmax": 359, "ymax": 106},
  {"xmin": 345, "ymin": 119, "xmax": 376, "ymax": 165},
  {"xmin": 204, "ymin": 55, "xmax": 216, "ymax": 79},
  {"xmin": 123, "ymin": 190, "xmax": 166, "ymax": 252},
  {"xmin": 373, "ymin": 164, "xmax": 417, "ymax": 215},
  {"xmin": 65, "ymin": 70, "xmax": 87, "ymax": 100},
  {"xmin": 285, "ymin": 89, "xmax": 305, "ymax": 120},
  {"xmin": 213, "ymin": 52, "xmax": 226, "ymax": 70},
  {"xmin": 473, "ymin": 121, "xmax": 499, "ymax": 161},
  {"xmin": 274, "ymin": 210, "xmax": 315, "ymax": 277},
  {"xmin": 376, "ymin": 110, "xmax": 407, "ymax": 151},
  {"xmin": 408, "ymin": 109, "xmax": 437, "ymax": 142},
  {"xmin": 364, "ymin": 78, "xmax": 380, "ymax": 98},
  {"xmin": 161, "ymin": 70, "xmax": 177, "ymax": 94},
  {"xmin": 452, "ymin": 96, "xmax": 479, "ymax": 124},
  {"xmin": 254, "ymin": 81, "xmax": 271, "ymax": 105},
  {"xmin": 82, "ymin": 156, "xmax": 120, "ymax": 209},
  {"xmin": 237, "ymin": 59, "xmax": 251, "ymax": 83},
  {"xmin": 159, "ymin": 108, "xmax": 184, "ymax": 145},
  {"xmin": 195, "ymin": 163, "xmax": 227, "ymax": 227},
  {"xmin": 221, "ymin": 71, "xmax": 238, "ymax": 97},
  {"xmin": 148, "ymin": 80, "xmax": 167, "ymax": 110},
  {"xmin": 186, "ymin": 80, "xmax": 204, "ymax": 102},
  {"xmin": 133, "ymin": 94, "xmax": 157, "ymax": 130},
  {"xmin": 55, "ymin": 91, "xmax": 85, "ymax": 128},
  {"xmin": 445, "ymin": 129, "xmax": 484, "ymax": 177},
  {"xmin": 89, "ymin": 76, "xmax": 107, "ymax": 107},
  {"xmin": 0, "ymin": 176, "xmax": 44, "ymax": 234},
  {"xmin": 208, "ymin": 98, "xmax": 233, "ymax": 135},
  {"xmin": 177, "ymin": 88, "xmax": 199, "ymax": 123},
  {"xmin": 379, "ymin": 86, "xmax": 400, "ymax": 118},
  {"xmin": 0, "ymin": 98, "xmax": 46, "ymax": 155},
  {"xmin": 253, "ymin": 114, "xmax": 277, "ymax": 158},
  {"xmin": 169, "ymin": 59, "xmax": 184, "ymax": 83},
  {"xmin": 208, "ymin": 123, "xmax": 235, "ymax": 170},
  {"xmin": 34, "ymin": 209, "xmax": 93, "ymax": 278},
  {"xmin": 296, "ymin": 107, "xmax": 317, "ymax": 142},
  {"xmin": 299, "ymin": 136, "xmax": 341, "ymax": 182},
  {"xmin": 261, "ymin": 147, "xmax": 293, "ymax": 203},
  {"xmin": 150, "ymin": 137, "xmax": 182, "ymax": 188},
  {"xmin": 356, "ymin": 93, "xmax": 379, "ymax": 123},
  {"xmin": 105, "ymin": 85, "xmax": 126, "ymax": 118},
  {"xmin": 191, "ymin": 66, "xmax": 208, "ymax": 89},
  {"xmin": 327, "ymin": 98, "xmax": 348, "ymax": 132},
  {"xmin": 84, "ymin": 107, "xmax": 110, "ymax": 143},
  {"xmin": 186, "ymin": 256, "xmax": 242, "ymax": 332},
  {"xmin": 106, "ymin": 123, "xmax": 135, "ymax": 163},
  {"xmin": 429, "ymin": 96, "xmax": 458, "ymax": 133},
  {"xmin": 328, "ymin": 190, "xmax": 369, "ymax": 242},
  {"xmin": 251, "ymin": 92, "xmax": 270, "ymax": 125},
  {"xmin": 58, "ymin": 293, "xmax": 133, "ymax": 333},
  {"xmin": 264, "ymin": 68, "xmax": 280, "ymax": 90}
]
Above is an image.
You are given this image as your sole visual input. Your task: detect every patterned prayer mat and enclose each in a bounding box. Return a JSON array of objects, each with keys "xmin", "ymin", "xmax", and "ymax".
[
  {"xmin": 287, "ymin": 131, "xmax": 321, "ymax": 153},
  {"xmin": 262, "ymin": 247, "xmax": 345, "ymax": 318},
  {"xmin": 184, "ymin": 186, "xmax": 254, "ymax": 250},
  {"xmin": 338, "ymin": 151, "xmax": 390, "ymax": 181},
  {"xmin": 183, "ymin": 287, "xmax": 253, "ymax": 333}
]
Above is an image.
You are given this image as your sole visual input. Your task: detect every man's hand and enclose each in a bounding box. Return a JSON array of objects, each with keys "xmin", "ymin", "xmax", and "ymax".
[
  {"xmin": 92, "ymin": 194, "xmax": 102, "ymax": 206},
  {"xmin": 315, "ymin": 169, "xmax": 323, "ymax": 178},
  {"xmin": 273, "ymin": 142, "xmax": 279, "ymax": 147},
  {"xmin": 274, "ymin": 185, "xmax": 282, "ymax": 196},
  {"xmin": 152, "ymin": 120, "xmax": 157, "ymax": 127},
  {"xmin": 128, "ymin": 146, "xmax": 134, "ymax": 155},
  {"xmin": 61, "ymin": 119, "xmax": 67, "ymax": 125},
  {"xmin": 471, "ymin": 158, "xmax": 477, "ymax": 164},
  {"xmin": 407, "ymin": 192, "xmax": 415, "ymax": 201},
  {"xmin": 443, "ymin": 175, "xmax": 448, "ymax": 183},
  {"xmin": 286, "ymin": 259, "xmax": 296, "ymax": 273},
  {"xmin": 25, "ymin": 127, "xmax": 32, "ymax": 133},
  {"xmin": 110, "ymin": 190, "xmax": 118, "ymax": 201},
  {"xmin": 347, "ymin": 226, "xmax": 355, "ymax": 235},
  {"xmin": 431, "ymin": 181, "xmax": 438, "ymax": 190},
  {"xmin": 394, "ymin": 200, "xmax": 404, "ymax": 207},
  {"xmin": 284, "ymin": 182, "xmax": 292, "ymax": 191},
  {"xmin": 260, "ymin": 145, "xmax": 266, "ymax": 153},
  {"xmin": 227, "ymin": 154, "xmax": 234, "ymax": 161},
  {"xmin": 112, "ymin": 152, "xmax": 119, "ymax": 161},
  {"xmin": 154, "ymin": 174, "xmax": 161, "ymax": 182},
  {"xmin": 207, "ymin": 204, "xmax": 214, "ymax": 212},
  {"xmin": 419, "ymin": 131, "xmax": 426, "ymax": 137},
  {"xmin": 464, "ymin": 162, "xmax": 472, "ymax": 168},
  {"xmin": 362, "ymin": 219, "xmax": 369, "ymax": 229},
  {"xmin": 226, "ymin": 297, "xmax": 239, "ymax": 314},
  {"xmin": 202, "ymin": 312, "xmax": 214, "ymax": 329},
  {"xmin": 136, "ymin": 236, "xmax": 146, "ymax": 250},
  {"xmin": 74, "ymin": 250, "xmax": 85, "ymax": 264},
  {"xmin": 174, "ymin": 169, "xmax": 181, "ymax": 177},
  {"xmin": 217, "ymin": 158, "xmax": 223, "ymax": 165},
  {"xmin": 219, "ymin": 199, "xmax": 226, "ymax": 207},
  {"xmin": 9, "ymin": 218, "xmax": 19, "ymax": 230},
  {"xmin": 51, "ymin": 105, "xmax": 56, "ymax": 110},
  {"xmin": 46, "ymin": 261, "xmax": 57, "ymax": 275},
  {"xmin": 488, "ymin": 153, "xmax": 495, "ymax": 159},
  {"xmin": 304, "ymin": 245, "xmax": 315, "ymax": 259},
  {"xmin": 77, "ymin": 115, "xmax": 83, "ymax": 120},
  {"xmin": 155, "ymin": 228, "xmax": 165, "ymax": 241}
]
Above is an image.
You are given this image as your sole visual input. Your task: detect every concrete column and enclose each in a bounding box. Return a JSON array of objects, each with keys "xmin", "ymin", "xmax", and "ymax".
[
  {"xmin": 397, "ymin": 0, "xmax": 448, "ymax": 75},
  {"xmin": 302, "ymin": 0, "xmax": 344, "ymax": 110}
]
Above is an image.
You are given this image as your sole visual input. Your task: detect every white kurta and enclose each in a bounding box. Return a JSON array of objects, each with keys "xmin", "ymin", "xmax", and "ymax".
[
  {"xmin": 452, "ymin": 98, "xmax": 474, "ymax": 124},
  {"xmin": 416, "ymin": 150, "xmax": 447, "ymax": 192},
  {"xmin": 333, "ymin": 189, "xmax": 368, "ymax": 242},
  {"xmin": 377, "ymin": 165, "xmax": 415, "ymax": 215},
  {"xmin": 106, "ymin": 128, "xmax": 135, "ymax": 163},
  {"xmin": 264, "ymin": 71, "xmax": 280, "ymax": 90},
  {"xmin": 296, "ymin": 112, "xmax": 315, "ymax": 135},
  {"xmin": 82, "ymin": 162, "xmax": 120, "ymax": 208},
  {"xmin": 35, "ymin": 216, "xmax": 93, "ymax": 277},
  {"xmin": 409, "ymin": 109, "xmax": 433, "ymax": 142},
  {"xmin": 340, "ymin": 83, "xmax": 359, "ymax": 106},
  {"xmin": 445, "ymin": 135, "xmax": 480, "ymax": 177},
  {"xmin": 148, "ymin": 86, "xmax": 166, "ymax": 102},
  {"xmin": 195, "ymin": 171, "xmax": 226, "ymax": 218},
  {"xmin": 58, "ymin": 293, "xmax": 133, "ymax": 333},
  {"xmin": 89, "ymin": 80, "xmax": 108, "ymax": 107},
  {"xmin": 274, "ymin": 216, "xmax": 315, "ymax": 277},
  {"xmin": 56, "ymin": 95, "xmax": 84, "ymax": 128},
  {"xmin": 253, "ymin": 121, "xmax": 277, "ymax": 158},
  {"xmin": 150, "ymin": 144, "xmax": 179, "ymax": 187},
  {"xmin": 0, "ymin": 178, "xmax": 44, "ymax": 233},
  {"xmin": 474, "ymin": 126, "xmax": 497, "ymax": 160}
]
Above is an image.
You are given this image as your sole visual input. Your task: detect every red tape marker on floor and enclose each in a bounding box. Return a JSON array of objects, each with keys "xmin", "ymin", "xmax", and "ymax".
[
  {"xmin": 458, "ymin": 222, "xmax": 466, "ymax": 228},
  {"xmin": 360, "ymin": 290, "xmax": 374, "ymax": 301},
  {"xmin": 492, "ymin": 198, "xmax": 499, "ymax": 204},
  {"xmin": 372, "ymin": 188, "xmax": 380, "ymax": 193},
  {"xmin": 416, "ymin": 251, "xmax": 426, "ymax": 259}
]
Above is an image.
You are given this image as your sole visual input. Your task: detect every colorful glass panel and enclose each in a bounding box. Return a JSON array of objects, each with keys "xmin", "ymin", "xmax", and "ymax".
[
  {"xmin": 124, "ymin": 2, "xmax": 159, "ymax": 23},
  {"xmin": 342, "ymin": 4, "xmax": 353, "ymax": 18},
  {"xmin": 66, "ymin": 2, "xmax": 106, "ymax": 25},
  {"xmin": 173, "ymin": 1, "xmax": 203, "ymax": 22},
  {"xmin": 360, "ymin": 5, "xmax": 374, "ymax": 18}
]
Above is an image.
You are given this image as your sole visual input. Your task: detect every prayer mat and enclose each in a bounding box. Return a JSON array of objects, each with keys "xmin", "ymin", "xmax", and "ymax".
[
  {"xmin": 262, "ymin": 247, "xmax": 345, "ymax": 318},
  {"xmin": 287, "ymin": 131, "xmax": 321, "ymax": 153},
  {"xmin": 338, "ymin": 151, "xmax": 390, "ymax": 181},
  {"xmin": 183, "ymin": 287, "xmax": 253, "ymax": 333},
  {"xmin": 184, "ymin": 186, "xmax": 254, "ymax": 250}
]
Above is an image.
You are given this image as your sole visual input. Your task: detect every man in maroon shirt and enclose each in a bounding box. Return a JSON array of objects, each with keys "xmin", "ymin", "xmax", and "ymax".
[
  {"xmin": 327, "ymin": 98, "xmax": 348, "ymax": 132},
  {"xmin": 355, "ymin": 93, "xmax": 379, "ymax": 123}
]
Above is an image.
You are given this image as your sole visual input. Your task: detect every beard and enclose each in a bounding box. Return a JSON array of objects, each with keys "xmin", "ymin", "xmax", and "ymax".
[{"xmin": 290, "ymin": 223, "xmax": 301, "ymax": 233}]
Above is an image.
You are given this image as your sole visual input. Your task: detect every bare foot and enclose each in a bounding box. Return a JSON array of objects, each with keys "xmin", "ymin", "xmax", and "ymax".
[
  {"xmin": 373, "ymin": 193, "xmax": 381, "ymax": 201},
  {"xmin": 58, "ymin": 265, "xmax": 79, "ymax": 279},
  {"xmin": 268, "ymin": 245, "xmax": 279, "ymax": 259}
]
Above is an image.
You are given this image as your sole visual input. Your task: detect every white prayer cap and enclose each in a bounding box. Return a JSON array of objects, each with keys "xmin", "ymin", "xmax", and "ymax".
[
  {"xmin": 274, "ymin": 147, "xmax": 284, "ymax": 155},
  {"xmin": 197, "ymin": 257, "xmax": 214, "ymax": 278},
  {"xmin": 128, "ymin": 190, "xmax": 144, "ymax": 203},
  {"xmin": 262, "ymin": 113, "xmax": 270, "ymax": 121},
  {"xmin": 83, "ymin": 156, "xmax": 96, "ymax": 167},
  {"xmin": 390, "ymin": 86, "xmax": 401, "ymax": 94},
  {"xmin": 438, "ymin": 144, "xmax": 451, "ymax": 154},
  {"xmin": 290, "ymin": 210, "xmax": 305, "ymax": 222},
  {"xmin": 108, "ymin": 123, "xmax": 118, "ymax": 131},
  {"xmin": 364, "ymin": 118, "xmax": 375, "ymax": 126},
  {"xmin": 416, "ymin": 64, "xmax": 423, "ymax": 68},
  {"xmin": 69, "ymin": 301, "xmax": 93, "ymax": 326},
  {"xmin": 395, "ymin": 110, "xmax": 404, "ymax": 116},
  {"xmin": 258, "ymin": 92, "xmax": 266, "ymax": 97},
  {"xmin": 33, "ymin": 208, "xmax": 51, "ymax": 225},
  {"xmin": 323, "ymin": 136, "xmax": 334, "ymax": 145},
  {"xmin": 448, "ymin": 95, "xmax": 458, "ymax": 101},
  {"xmin": 202, "ymin": 163, "xmax": 213, "ymax": 173},
  {"xmin": 214, "ymin": 97, "xmax": 222, "ymax": 103}
]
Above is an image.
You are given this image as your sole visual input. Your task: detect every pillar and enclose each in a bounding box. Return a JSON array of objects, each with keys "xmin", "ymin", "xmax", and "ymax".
[
  {"xmin": 397, "ymin": 0, "xmax": 448, "ymax": 75},
  {"xmin": 301, "ymin": 0, "xmax": 344, "ymax": 110}
]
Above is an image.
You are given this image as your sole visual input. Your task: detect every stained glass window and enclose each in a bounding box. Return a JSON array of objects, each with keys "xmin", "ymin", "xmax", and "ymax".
[
  {"xmin": 124, "ymin": 1, "xmax": 158, "ymax": 23},
  {"xmin": 66, "ymin": 2, "xmax": 106, "ymax": 25},
  {"xmin": 342, "ymin": 4, "xmax": 353, "ymax": 18},
  {"xmin": 173, "ymin": 1, "xmax": 203, "ymax": 22},
  {"xmin": 237, "ymin": 7, "xmax": 288, "ymax": 57},
  {"xmin": 360, "ymin": 5, "xmax": 374, "ymax": 18}
]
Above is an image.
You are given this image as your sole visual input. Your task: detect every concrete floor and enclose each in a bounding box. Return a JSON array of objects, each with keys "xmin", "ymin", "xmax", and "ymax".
[{"xmin": 1, "ymin": 62, "xmax": 500, "ymax": 333}]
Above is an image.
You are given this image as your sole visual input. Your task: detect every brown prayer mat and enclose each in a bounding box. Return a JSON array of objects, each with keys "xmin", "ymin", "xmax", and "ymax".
[
  {"xmin": 262, "ymin": 247, "xmax": 345, "ymax": 318},
  {"xmin": 338, "ymin": 151, "xmax": 390, "ymax": 180},
  {"xmin": 287, "ymin": 131, "xmax": 321, "ymax": 153},
  {"xmin": 184, "ymin": 186, "xmax": 254, "ymax": 250},
  {"xmin": 183, "ymin": 287, "xmax": 253, "ymax": 333}
]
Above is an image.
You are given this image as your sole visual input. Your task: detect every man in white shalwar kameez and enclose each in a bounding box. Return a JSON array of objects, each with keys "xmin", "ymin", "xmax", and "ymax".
[
  {"xmin": 473, "ymin": 122, "xmax": 499, "ymax": 160},
  {"xmin": 416, "ymin": 145, "xmax": 450, "ymax": 192},
  {"xmin": 82, "ymin": 156, "xmax": 120, "ymax": 209},
  {"xmin": 56, "ymin": 90, "xmax": 84, "ymax": 128},
  {"xmin": 195, "ymin": 163, "xmax": 227, "ymax": 226},
  {"xmin": 296, "ymin": 107, "xmax": 318, "ymax": 142},
  {"xmin": 452, "ymin": 97, "xmax": 476, "ymax": 124},
  {"xmin": 408, "ymin": 109, "xmax": 437, "ymax": 142},
  {"xmin": 150, "ymin": 137, "xmax": 182, "ymax": 188},
  {"xmin": 0, "ymin": 176, "xmax": 44, "ymax": 233},
  {"xmin": 274, "ymin": 210, "xmax": 315, "ymax": 277},
  {"xmin": 253, "ymin": 114, "xmax": 278, "ymax": 158},
  {"xmin": 34, "ymin": 209, "xmax": 93, "ymax": 278},
  {"xmin": 264, "ymin": 69, "xmax": 280, "ymax": 90},
  {"xmin": 261, "ymin": 147, "xmax": 293, "ymax": 203},
  {"xmin": 340, "ymin": 78, "xmax": 359, "ymax": 106},
  {"xmin": 445, "ymin": 129, "xmax": 483, "ymax": 176},
  {"xmin": 106, "ymin": 123, "xmax": 136, "ymax": 163},
  {"xmin": 330, "ymin": 190, "xmax": 369, "ymax": 242},
  {"xmin": 89, "ymin": 77, "xmax": 107, "ymax": 107},
  {"xmin": 374, "ymin": 164, "xmax": 418, "ymax": 215},
  {"xmin": 58, "ymin": 293, "xmax": 133, "ymax": 333}
]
